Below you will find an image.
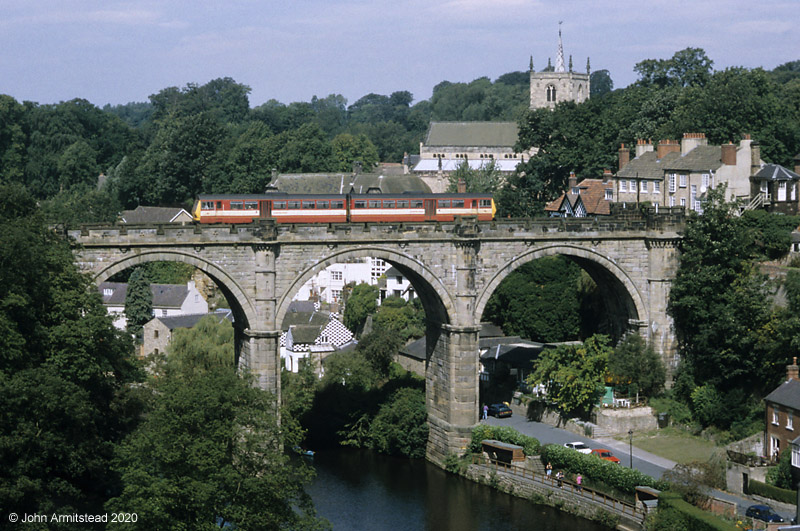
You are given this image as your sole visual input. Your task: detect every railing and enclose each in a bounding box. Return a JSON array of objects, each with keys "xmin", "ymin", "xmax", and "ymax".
[{"xmin": 470, "ymin": 454, "xmax": 644, "ymax": 523}]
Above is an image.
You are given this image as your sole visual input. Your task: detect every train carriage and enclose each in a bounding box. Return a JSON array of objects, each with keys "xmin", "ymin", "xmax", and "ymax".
[{"xmin": 192, "ymin": 193, "xmax": 495, "ymax": 224}]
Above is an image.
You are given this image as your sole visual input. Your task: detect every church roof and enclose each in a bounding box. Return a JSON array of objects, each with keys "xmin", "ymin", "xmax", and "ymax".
[
  {"xmin": 267, "ymin": 173, "xmax": 430, "ymax": 194},
  {"xmin": 423, "ymin": 122, "xmax": 519, "ymax": 148}
]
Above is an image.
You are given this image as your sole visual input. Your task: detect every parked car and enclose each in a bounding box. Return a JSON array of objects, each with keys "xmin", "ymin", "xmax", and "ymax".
[
  {"xmin": 746, "ymin": 504, "xmax": 784, "ymax": 523},
  {"xmin": 564, "ymin": 442, "xmax": 592, "ymax": 454},
  {"xmin": 590, "ymin": 448, "xmax": 620, "ymax": 463},
  {"xmin": 487, "ymin": 403, "xmax": 512, "ymax": 418}
]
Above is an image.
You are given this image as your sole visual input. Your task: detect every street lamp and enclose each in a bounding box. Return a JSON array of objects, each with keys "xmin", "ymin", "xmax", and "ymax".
[{"xmin": 628, "ymin": 429, "xmax": 634, "ymax": 469}]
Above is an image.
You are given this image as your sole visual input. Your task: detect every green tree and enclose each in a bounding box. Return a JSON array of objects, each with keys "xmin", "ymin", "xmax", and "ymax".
[
  {"xmin": 0, "ymin": 184, "xmax": 140, "ymax": 519},
  {"xmin": 373, "ymin": 296, "xmax": 425, "ymax": 342},
  {"xmin": 608, "ymin": 334, "xmax": 666, "ymax": 398},
  {"xmin": 527, "ymin": 335, "xmax": 611, "ymax": 417},
  {"xmin": 357, "ymin": 327, "xmax": 403, "ymax": 378},
  {"xmin": 590, "ymin": 70, "xmax": 614, "ymax": 97},
  {"xmin": 331, "ymin": 133, "xmax": 379, "ymax": 171},
  {"xmin": 369, "ymin": 388, "xmax": 428, "ymax": 458},
  {"xmin": 634, "ymin": 47, "xmax": 713, "ymax": 88},
  {"xmin": 0, "ymin": 95, "xmax": 26, "ymax": 184},
  {"xmin": 343, "ymin": 282, "xmax": 378, "ymax": 336},
  {"xmin": 124, "ymin": 268, "xmax": 152, "ymax": 340},
  {"xmin": 446, "ymin": 159, "xmax": 503, "ymax": 193}
]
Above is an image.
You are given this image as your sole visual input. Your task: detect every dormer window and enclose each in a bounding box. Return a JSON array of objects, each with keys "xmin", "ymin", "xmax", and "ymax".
[
  {"xmin": 572, "ymin": 187, "xmax": 580, "ymax": 195},
  {"xmin": 103, "ymin": 288, "xmax": 113, "ymax": 297},
  {"xmin": 605, "ymin": 190, "xmax": 613, "ymax": 201}
]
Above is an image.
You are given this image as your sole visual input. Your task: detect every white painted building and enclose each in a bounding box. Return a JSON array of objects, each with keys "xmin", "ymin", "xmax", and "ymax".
[
  {"xmin": 381, "ymin": 266, "xmax": 415, "ymax": 301},
  {"xmin": 99, "ymin": 280, "xmax": 208, "ymax": 330},
  {"xmin": 295, "ymin": 257, "xmax": 388, "ymax": 304}
]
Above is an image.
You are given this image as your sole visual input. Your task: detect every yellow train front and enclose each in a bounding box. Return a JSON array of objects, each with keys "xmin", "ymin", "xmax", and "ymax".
[{"xmin": 193, "ymin": 193, "xmax": 496, "ymax": 224}]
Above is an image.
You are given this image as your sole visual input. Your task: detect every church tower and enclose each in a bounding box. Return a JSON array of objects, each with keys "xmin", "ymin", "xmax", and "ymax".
[{"xmin": 529, "ymin": 25, "xmax": 590, "ymax": 110}]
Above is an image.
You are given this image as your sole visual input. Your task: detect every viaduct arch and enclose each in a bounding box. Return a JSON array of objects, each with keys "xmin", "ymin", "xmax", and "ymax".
[{"xmin": 70, "ymin": 211, "xmax": 683, "ymax": 464}]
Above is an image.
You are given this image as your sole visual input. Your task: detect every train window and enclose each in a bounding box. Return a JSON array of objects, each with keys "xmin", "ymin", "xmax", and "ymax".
[
  {"xmin": 317, "ymin": 200, "xmax": 329, "ymax": 209},
  {"xmin": 331, "ymin": 200, "xmax": 344, "ymax": 209},
  {"xmin": 369, "ymin": 200, "xmax": 381, "ymax": 208},
  {"xmin": 479, "ymin": 199, "xmax": 492, "ymax": 208},
  {"xmin": 273, "ymin": 201, "xmax": 286, "ymax": 209},
  {"xmin": 302, "ymin": 201, "xmax": 315, "ymax": 209},
  {"xmin": 451, "ymin": 199, "xmax": 464, "ymax": 208},
  {"xmin": 244, "ymin": 201, "xmax": 258, "ymax": 210},
  {"xmin": 288, "ymin": 201, "xmax": 301, "ymax": 209},
  {"xmin": 397, "ymin": 200, "xmax": 409, "ymax": 209},
  {"xmin": 201, "ymin": 201, "xmax": 215, "ymax": 210},
  {"xmin": 216, "ymin": 201, "xmax": 223, "ymax": 209},
  {"xmin": 410, "ymin": 199, "xmax": 423, "ymax": 208},
  {"xmin": 230, "ymin": 201, "xmax": 244, "ymax": 210},
  {"xmin": 354, "ymin": 200, "xmax": 366, "ymax": 209},
  {"xmin": 383, "ymin": 200, "xmax": 395, "ymax": 208},
  {"xmin": 438, "ymin": 200, "xmax": 451, "ymax": 208}
]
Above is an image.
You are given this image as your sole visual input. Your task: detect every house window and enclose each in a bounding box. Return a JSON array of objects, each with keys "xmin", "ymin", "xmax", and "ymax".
[
  {"xmin": 393, "ymin": 290, "xmax": 402, "ymax": 297},
  {"xmin": 331, "ymin": 289, "xmax": 342, "ymax": 300},
  {"xmin": 691, "ymin": 184, "xmax": 697, "ymax": 204},
  {"xmin": 680, "ymin": 198, "xmax": 686, "ymax": 207},
  {"xmin": 161, "ymin": 309, "xmax": 167, "ymax": 317},
  {"xmin": 773, "ymin": 407, "xmax": 780, "ymax": 425},
  {"xmin": 701, "ymin": 174, "xmax": 709, "ymax": 192},
  {"xmin": 654, "ymin": 181, "xmax": 661, "ymax": 193},
  {"xmin": 605, "ymin": 189, "xmax": 613, "ymax": 200},
  {"xmin": 629, "ymin": 180, "xmax": 636, "ymax": 191},
  {"xmin": 103, "ymin": 288, "xmax": 113, "ymax": 297},
  {"xmin": 788, "ymin": 412, "xmax": 794, "ymax": 431},
  {"xmin": 793, "ymin": 184, "xmax": 797, "ymax": 202},
  {"xmin": 772, "ymin": 436, "xmax": 781, "ymax": 458},
  {"xmin": 154, "ymin": 330, "xmax": 159, "ymax": 338},
  {"xmin": 761, "ymin": 181, "xmax": 768, "ymax": 194},
  {"xmin": 620, "ymin": 180, "xmax": 627, "ymax": 192},
  {"xmin": 778, "ymin": 181, "xmax": 787, "ymax": 201},
  {"xmin": 679, "ymin": 174, "xmax": 687, "ymax": 188},
  {"xmin": 396, "ymin": 276, "xmax": 403, "ymax": 283},
  {"xmin": 641, "ymin": 181, "xmax": 648, "ymax": 193},
  {"xmin": 669, "ymin": 174, "xmax": 676, "ymax": 193},
  {"xmin": 669, "ymin": 196, "xmax": 675, "ymax": 207},
  {"xmin": 331, "ymin": 271, "xmax": 343, "ymax": 281}
]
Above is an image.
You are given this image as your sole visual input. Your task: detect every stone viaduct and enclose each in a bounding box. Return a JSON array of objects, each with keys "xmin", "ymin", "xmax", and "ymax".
[{"xmin": 68, "ymin": 208, "xmax": 684, "ymax": 464}]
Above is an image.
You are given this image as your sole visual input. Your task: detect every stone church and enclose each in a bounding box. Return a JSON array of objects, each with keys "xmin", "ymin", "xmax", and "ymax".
[{"xmin": 529, "ymin": 27, "xmax": 590, "ymax": 110}]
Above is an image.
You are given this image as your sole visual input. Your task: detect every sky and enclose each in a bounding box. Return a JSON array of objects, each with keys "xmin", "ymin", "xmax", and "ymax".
[{"xmin": 1, "ymin": 0, "xmax": 797, "ymax": 109}]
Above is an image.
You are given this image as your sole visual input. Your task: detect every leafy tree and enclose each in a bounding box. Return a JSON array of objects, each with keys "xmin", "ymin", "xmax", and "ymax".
[
  {"xmin": 124, "ymin": 268, "xmax": 152, "ymax": 340},
  {"xmin": 373, "ymin": 296, "xmax": 425, "ymax": 342},
  {"xmin": 527, "ymin": 335, "xmax": 612, "ymax": 417},
  {"xmin": 766, "ymin": 448, "xmax": 794, "ymax": 489},
  {"xmin": 331, "ymin": 133, "xmax": 379, "ymax": 171},
  {"xmin": 40, "ymin": 185, "xmax": 122, "ymax": 225},
  {"xmin": 446, "ymin": 159, "xmax": 503, "ymax": 193},
  {"xmin": 158, "ymin": 314, "xmax": 234, "ymax": 377},
  {"xmin": 608, "ymin": 334, "xmax": 666, "ymax": 398},
  {"xmin": 590, "ymin": 70, "xmax": 614, "ymax": 97},
  {"xmin": 357, "ymin": 327, "xmax": 403, "ymax": 378},
  {"xmin": 770, "ymin": 60, "xmax": 800, "ymax": 85},
  {"xmin": 343, "ymin": 282, "xmax": 378, "ymax": 336},
  {"xmin": 0, "ymin": 184, "xmax": 140, "ymax": 519},
  {"xmin": 369, "ymin": 388, "xmax": 428, "ymax": 458},
  {"xmin": 634, "ymin": 47, "xmax": 713, "ymax": 88},
  {"xmin": 0, "ymin": 95, "xmax": 26, "ymax": 184},
  {"xmin": 739, "ymin": 209, "xmax": 799, "ymax": 260}
]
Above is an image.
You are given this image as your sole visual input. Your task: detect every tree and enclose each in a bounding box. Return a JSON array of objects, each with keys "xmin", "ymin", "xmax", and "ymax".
[
  {"xmin": 590, "ymin": 70, "xmax": 614, "ymax": 97},
  {"xmin": 343, "ymin": 282, "xmax": 378, "ymax": 336},
  {"xmin": 634, "ymin": 47, "xmax": 713, "ymax": 88},
  {"xmin": 124, "ymin": 268, "xmax": 152, "ymax": 340},
  {"xmin": 0, "ymin": 184, "xmax": 140, "ymax": 519},
  {"xmin": 608, "ymin": 334, "xmax": 666, "ymax": 398},
  {"xmin": 373, "ymin": 296, "xmax": 425, "ymax": 342},
  {"xmin": 108, "ymin": 361, "xmax": 324, "ymax": 529},
  {"xmin": 357, "ymin": 327, "xmax": 403, "ymax": 378},
  {"xmin": 369, "ymin": 388, "xmax": 428, "ymax": 458},
  {"xmin": 446, "ymin": 159, "xmax": 503, "ymax": 193},
  {"xmin": 331, "ymin": 133, "xmax": 379, "ymax": 171},
  {"xmin": 527, "ymin": 335, "xmax": 611, "ymax": 417}
]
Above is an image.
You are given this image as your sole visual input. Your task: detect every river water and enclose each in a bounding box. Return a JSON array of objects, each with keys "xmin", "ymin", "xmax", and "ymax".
[{"xmin": 306, "ymin": 448, "xmax": 608, "ymax": 531}]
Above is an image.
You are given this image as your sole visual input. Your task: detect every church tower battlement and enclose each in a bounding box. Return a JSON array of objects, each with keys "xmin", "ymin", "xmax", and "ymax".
[{"xmin": 530, "ymin": 25, "xmax": 590, "ymax": 110}]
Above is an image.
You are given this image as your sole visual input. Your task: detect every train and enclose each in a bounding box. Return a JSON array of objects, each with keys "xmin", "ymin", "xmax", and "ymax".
[{"xmin": 192, "ymin": 193, "xmax": 496, "ymax": 224}]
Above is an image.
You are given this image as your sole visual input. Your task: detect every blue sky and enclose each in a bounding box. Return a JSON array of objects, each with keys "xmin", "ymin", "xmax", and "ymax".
[{"xmin": 1, "ymin": 0, "xmax": 797, "ymax": 108}]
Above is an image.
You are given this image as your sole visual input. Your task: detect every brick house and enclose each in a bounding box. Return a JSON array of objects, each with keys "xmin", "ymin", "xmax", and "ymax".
[
  {"xmin": 544, "ymin": 172, "xmax": 614, "ymax": 217},
  {"xmin": 141, "ymin": 309, "xmax": 233, "ymax": 358},
  {"xmin": 764, "ymin": 358, "xmax": 800, "ymax": 459}
]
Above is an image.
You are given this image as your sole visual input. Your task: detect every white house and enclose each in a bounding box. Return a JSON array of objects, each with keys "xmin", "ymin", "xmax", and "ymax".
[
  {"xmin": 295, "ymin": 257, "xmax": 388, "ymax": 304},
  {"xmin": 381, "ymin": 266, "xmax": 415, "ymax": 301},
  {"xmin": 99, "ymin": 280, "xmax": 208, "ymax": 330},
  {"xmin": 279, "ymin": 305, "xmax": 355, "ymax": 373}
]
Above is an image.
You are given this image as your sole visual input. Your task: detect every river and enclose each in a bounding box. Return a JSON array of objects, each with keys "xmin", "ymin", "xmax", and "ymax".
[{"xmin": 306, "ymin": 448, "xmax": 609, "ymax": 531}]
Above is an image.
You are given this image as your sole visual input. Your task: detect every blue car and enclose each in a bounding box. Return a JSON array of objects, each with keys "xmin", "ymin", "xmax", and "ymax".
[
  {"xmin": 746, "ymin": 504, "xmax": 784, "ymax": 523},
  {"xmin": 487, "ymin": 403, "xmax": 512, "ymax": 418}
]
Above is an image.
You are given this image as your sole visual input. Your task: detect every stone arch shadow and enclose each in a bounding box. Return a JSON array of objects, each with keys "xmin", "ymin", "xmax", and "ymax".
[
  {"xmin": 275, "ymin": 246, "xmax": 456, "ymax": 356},
  {"xmin": 474, "ymin": 244, "xmax": 648, "ymax": 340},
  {"xmin": 91, "ymin": 250, "xmax": 258, "ymax": 365}
]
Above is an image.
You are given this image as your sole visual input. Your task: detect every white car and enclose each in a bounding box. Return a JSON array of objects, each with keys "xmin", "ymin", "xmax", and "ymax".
[{"xmin": 564, "ymin": 442, "xmax": 592, "ymax": 454}]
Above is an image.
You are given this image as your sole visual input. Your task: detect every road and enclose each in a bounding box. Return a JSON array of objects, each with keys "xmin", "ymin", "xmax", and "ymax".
[{"xmin": 482, "ymin": 414, "xmax": 798, "ymax": 523}]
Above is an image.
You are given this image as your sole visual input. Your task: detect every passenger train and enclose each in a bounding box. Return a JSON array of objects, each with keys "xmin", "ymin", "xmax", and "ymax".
[{"xmin": 192, "ymin": 193, "xmax": 496, "ymax": 224}]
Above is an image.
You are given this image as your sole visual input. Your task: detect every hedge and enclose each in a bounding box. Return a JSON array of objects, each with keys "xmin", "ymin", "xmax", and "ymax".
[
  {"xmin": 656, "ymin": 491, "xmax": 739, "ymax": 531},
  {"xmin": 748, "ymin": 479, "xmax": 797, "ymax": 505},
  {"xmin": 540, "ymin": 444, "xmax": 668, "ymax": 494},
  {"xmin": 468, "ymin": 425, "xmax": 540, "ymax": 456}
]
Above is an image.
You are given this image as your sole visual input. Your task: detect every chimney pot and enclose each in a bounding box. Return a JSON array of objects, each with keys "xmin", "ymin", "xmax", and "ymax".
[
  {"xmin": 457, "ymin": 178, "xmax": 466, "ymax": 194},
  {"xmin": 788, "ymin": 358, "xmax": 799, "ymax": 381},
  {"xmin": 618, "ymin": 144, "xmax": 630, "ymax": 170},
  {"xmin": 721, "ymin": 143, "xmax": 737, "ymax": 166}
]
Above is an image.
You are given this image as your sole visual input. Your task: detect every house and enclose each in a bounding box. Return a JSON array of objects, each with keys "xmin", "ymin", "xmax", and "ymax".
[
  {"xmin": 119, "ymin": 205, "xmax": 193, "ymax": 224},
  {"xmin": 545, "ymin": 172, "xmax": 614, "ymax": 217},
  {"xmin": 380, "ymin": 266, "xmax": 415, "ymax": 301},
  {"xmin": 764, "ymin": 358, "xmax": 800, "ymax": 459},
  {"xmin": 99, "ymin": 280, "xmax": 208, "ymax": 330},
  {"xmin": 750, "ymin": 164, "xmax": 800, "ymax": 215},
  {"xmin": 410, "ymin": 122, "xmax": 536, "ymax": 192},
  {"xmin": 141, "ymin": 309, "xmax": 233, "ymax": 358},
  {"xmin": 614, "ymin": 133, "xmax": 763, "ymax": 212},
  {"xmin": 279, "ymin": 304, "xmax": 354, "ymax": 373},
  {"xmin": 295, "ymin": 258, "xmax": 388, "ymax": 305}
]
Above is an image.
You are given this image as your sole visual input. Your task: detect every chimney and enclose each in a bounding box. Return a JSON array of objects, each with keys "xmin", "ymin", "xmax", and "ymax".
[
  {"xmin": 788, "ymin": 357, "xmax": 799, "ymax": 381},
  {"xmin": 457, "ymin": 178, "xmax": 466, "ymax": 194},
  {"xmin": 657, "ymin": 139, "xmax": 680, "ymax": 159},
  {"xmin": 271, "ymin": 168, "xmax": 278, "ymax": 180},
  {"xmin": 568, "ymin": 171, "xmax": 577, "ymax": 192},
  {"xmin": 681, "ymin": 132, "xmax": 707, "ymax": 155},
  {"xmin": 602, "ymin": 169, "xmax": 613, "ymax": 183},
  {"xmin": 352, "ymin": 161, "xmax": 362, "ymax": 176},
  {"xmin": 721, "ymin": 143, "xmax": 737, "ymax": 166},
  {"xmin": 750, "ymin": 140, "xmax": 761, "ymax": 176},
  {"xmin": 618, "ymin": 144, "xmax": 630, "ymax": 170},
  {"xmin": 635, "ymin": 139, "xmax": 654, "ymax": 158}
]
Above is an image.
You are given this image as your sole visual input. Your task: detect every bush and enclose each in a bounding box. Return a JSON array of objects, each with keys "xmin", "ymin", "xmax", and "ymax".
[
  {"xmin": 539, "ymin": 444, "xmax": 666, "ymax": 494},
  {"xmin": 369, "ymin": 387, "xmax": 429, "ymax": 458},
  {"xmin": 649, "ymin": 396, "xmax": 693, "ymax": 425},
  {"xmin": 766, "ymin": 447, "xmax": 793, "ymax": 489},
  {"xmin": 468, "ymin": 424, "xmax": 540, "ymax": 456},
  {"xmin": 748, "ymin": 479, "xmax": 797, "ymax": 505},
  {"xmin": 655, "ymin": 491, "xmax": 739, "ymax": 531}
]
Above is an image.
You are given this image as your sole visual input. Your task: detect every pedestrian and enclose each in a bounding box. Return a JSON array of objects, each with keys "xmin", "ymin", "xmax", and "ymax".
[
  {"xmin": 546, "ymin": 462, "xmax": 552, "ymax": 479},
  {"xmin": 483, "ymin": 404, "xmax": 488, "ymax": 420},
  {"xmin": 576, "ymin": 473, "xmax": 582, "ymax": 493},
  {"xmin": 556, "ymin": 471, "xmax": 563, "ymax": 489}
]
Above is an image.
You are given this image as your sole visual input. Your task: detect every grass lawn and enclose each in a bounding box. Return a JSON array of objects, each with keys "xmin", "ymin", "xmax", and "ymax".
[{"xmin": 619, "ymin": 427, "xmax": 719, "ymax": 464}]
